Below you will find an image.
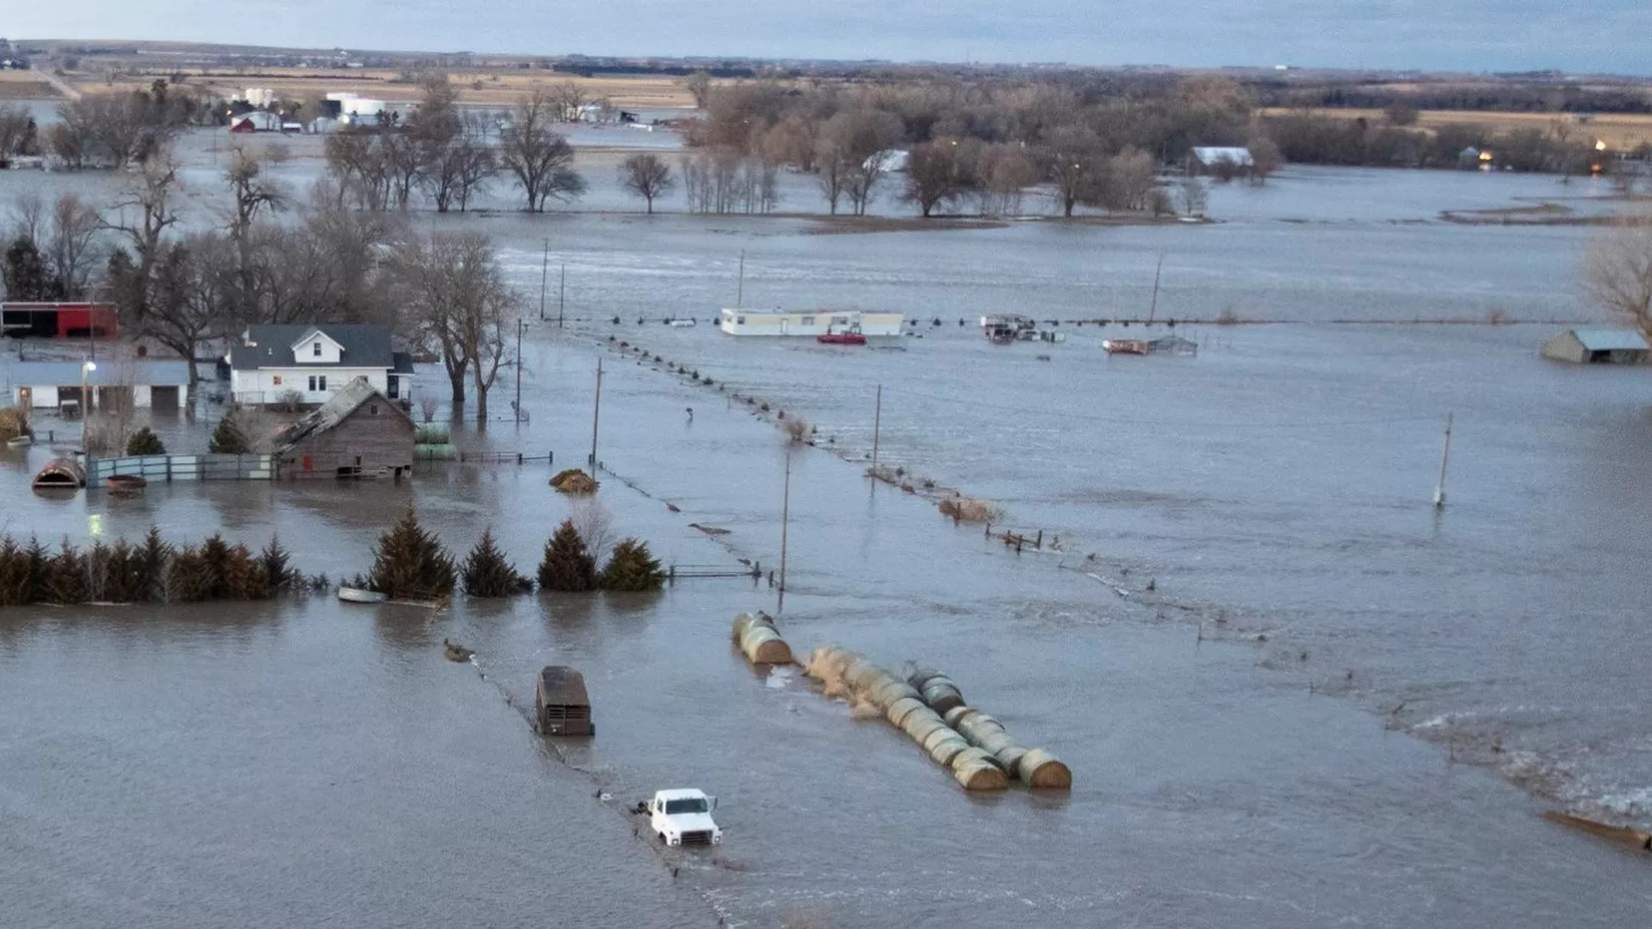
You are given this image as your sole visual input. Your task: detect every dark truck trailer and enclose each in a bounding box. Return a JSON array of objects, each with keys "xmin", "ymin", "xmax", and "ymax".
[{"xmin": 536, "ymin": 666, "xmax": 594, "ymax": 736}]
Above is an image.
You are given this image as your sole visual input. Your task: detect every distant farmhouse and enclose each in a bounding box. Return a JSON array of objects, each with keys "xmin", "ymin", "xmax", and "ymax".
[
  {"xmin": 1188, "ymin": 146, "xmax": 1255, "ymax": 178},
  {"xmin": 1540, "ymin": 328, "xmax": 1650, "ymax": 365},
  {"xmin": 229, "ymin": 324, "xmax": 414, "ymax": 406}
]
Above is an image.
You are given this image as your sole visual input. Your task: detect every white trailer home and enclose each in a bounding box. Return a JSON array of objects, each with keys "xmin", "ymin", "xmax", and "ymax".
[{"xmin": 718, "ymin": 309, "xmax": 905, "ymax": 337}]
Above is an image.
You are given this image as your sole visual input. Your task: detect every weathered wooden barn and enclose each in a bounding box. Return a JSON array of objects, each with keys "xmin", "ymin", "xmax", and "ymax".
[{"xmin": 274, "ymin": 377, "xmax": 414, "ymax": 479}]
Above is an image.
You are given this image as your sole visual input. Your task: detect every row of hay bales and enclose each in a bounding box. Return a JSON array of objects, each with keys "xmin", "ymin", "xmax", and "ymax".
[
  {"xmin": 732, "ymin": 612, "xmax": 793, "ymax": 665},
  {"xmin": 805, "ymin": 645, "xmax": 1012, "ymax": 791},
  {"xmin": 908, "ymin": 667, "xmax": 1071, "ymax": 789}
]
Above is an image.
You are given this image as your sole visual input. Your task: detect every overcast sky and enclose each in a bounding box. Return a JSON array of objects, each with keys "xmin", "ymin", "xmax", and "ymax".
[{"xmin": 9, "ymin": 1, "xmax": 1650, "ymax": 74}]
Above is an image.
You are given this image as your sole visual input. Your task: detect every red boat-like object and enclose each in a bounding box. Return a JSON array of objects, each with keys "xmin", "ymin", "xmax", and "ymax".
[{"xmin": 817, "ymin": 330, "xmax": 867, "ymax": 345}]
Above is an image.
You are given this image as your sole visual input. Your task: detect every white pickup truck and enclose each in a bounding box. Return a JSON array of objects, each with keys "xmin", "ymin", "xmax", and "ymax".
[{"xmin": 646, "ymin": 788, "xmax": 722, "ymax": 847}]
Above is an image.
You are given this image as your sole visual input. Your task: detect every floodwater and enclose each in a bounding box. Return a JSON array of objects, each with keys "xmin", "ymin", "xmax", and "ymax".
[{"xmin": 3, "ymin": 122, "xmax": 1652, "ymax": 927}]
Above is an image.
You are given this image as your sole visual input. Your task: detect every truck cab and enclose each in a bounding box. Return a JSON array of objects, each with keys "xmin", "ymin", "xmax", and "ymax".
[{"xmin": 647, "ymin": 789, "xmax": 722, "ymax": 847}]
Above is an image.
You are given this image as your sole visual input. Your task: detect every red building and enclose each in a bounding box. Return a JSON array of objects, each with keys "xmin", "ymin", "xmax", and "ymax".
[{"xmin": 0, "ymin": 302, "xmax": 119, "ymax": 339}]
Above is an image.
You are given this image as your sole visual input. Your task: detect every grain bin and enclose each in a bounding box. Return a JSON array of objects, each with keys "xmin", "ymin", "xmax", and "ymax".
[{"xmin": 731, "ymin": 612, "xmax": 792, "ymax": 665}]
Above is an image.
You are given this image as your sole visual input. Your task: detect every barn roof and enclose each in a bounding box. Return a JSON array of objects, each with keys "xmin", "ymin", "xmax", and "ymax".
[
  {"xmin": 232, "ymin": 324, "xmax": 396, "ymax": 370},
  {"xmin": 1571, "ymin": 328, "xmax": 1649, "ymax": 351},
  {"xmin": 275, "ymin": 376, "xmax": 410, "ymax": 450}
]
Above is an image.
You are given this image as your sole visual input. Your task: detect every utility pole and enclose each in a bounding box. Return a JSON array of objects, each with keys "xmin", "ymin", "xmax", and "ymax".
[
  {"xmin": 558, "ymin": 263, "xmax": 566, "ymax": 329},
  {"xmin": 736, "ymin": 249, "xmax": 745, "ymax": 307},
  {"xmin": 871, "ymin": 384, "xmax": 882, "ymax": 473},
  {"xmin": 588, "ymin": 357, "xmax": 603, "ymax": 468},
  {"xmin": 514, "ymin": 318, "xmax": 523, "ymax": 421},
  {"xmin": 1433, "ymin": 412, "xmax": 1454, "ymax": 509},
  {"xmin": 778, "ymin": 447, "xmax": 791, "ymax": 610},
  {"xmin": 538, "ymin": 239, "xmax": 548, "ymax": 322},
  {"xmin": 1148, "ymin": 252, "xmax": 1165, "ymax": 325}
]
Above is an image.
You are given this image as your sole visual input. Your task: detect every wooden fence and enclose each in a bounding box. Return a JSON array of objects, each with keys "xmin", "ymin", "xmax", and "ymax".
[{"xmin": 86, "ymin": 454, "xmax": 277, "ymax": 487}]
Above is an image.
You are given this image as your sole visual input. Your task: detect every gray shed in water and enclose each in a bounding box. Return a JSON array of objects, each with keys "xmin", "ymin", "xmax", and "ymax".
[
  {"xmin": 536, "ymin": 666, "xmax": 594, "ymax": 736},
  {"xmin": 1541, "ymin": 328, "xmax": 1650, "ymax": 365},
  {"xmin": 274, "ymin": 376, "xmax": 414, "ymax": 478}
]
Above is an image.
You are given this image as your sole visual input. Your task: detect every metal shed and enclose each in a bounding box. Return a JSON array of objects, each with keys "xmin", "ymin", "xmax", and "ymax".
[{"xmin": 1540, "ymin": 328, "xmax": 1650, "ymax": 364}]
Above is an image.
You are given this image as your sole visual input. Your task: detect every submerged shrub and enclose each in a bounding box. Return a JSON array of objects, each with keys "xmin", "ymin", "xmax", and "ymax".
[
  {"xmin": 461, "ymin": 529, "xmax": 531, "ymax": 597},
  {"xmin": 125, "ymin": 427, "xmax": 166, "ymax": 456},
  {"xmin": 209, "ymin": 414, "xmax": 250, "ymax": 454},
  {"xmin": 599, "ymin": 538, "xmax": 665, "ymax": 592},
  {"xmin": 537, "ymin": 519, "xmax": 596, "ymax": 592},
  {"xmin": 369, "ymin": 510, "xmax": 456, "ymax": 601},
  {"xmin": 168, "ymin": 546, "xmax": 214, "ymax": 602}
]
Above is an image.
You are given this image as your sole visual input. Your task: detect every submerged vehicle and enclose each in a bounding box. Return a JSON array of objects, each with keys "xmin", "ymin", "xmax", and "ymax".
[
  {"xmin": 646, "ymin": 788, "xmax": 722, "ymax": 846},
  {"xmin": 981, "ymin": 314, "xmax": 1035, "ymax": 344},
  {"xmin": 535, "ymin": 665, "xmax": 595, "ymax": 736}
]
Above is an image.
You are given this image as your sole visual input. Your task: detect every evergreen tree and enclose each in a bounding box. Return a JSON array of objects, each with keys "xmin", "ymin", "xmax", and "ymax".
[
  {"xmin": 2, "ymin": 237, "xmax": 62, "ymax": 302},
  {"xmin": 260, "ymin": 535, "xmax": 297, "ymax": 593},
  {"xmin": 369, "ymin": 510, "xmax": 456, "ymax": 600},
  {"xmin": 537, "ymin": 519, "xmax": 596, "ymax": 592},
  {"xmin": 125, "ymin": 427, "xmax": 166, "ymax": 456},
  {"xmin": 99, "ymin": 539, "xmax": 145, "ymax": 603},
  {"xmin": 598, "ymin": 538, "xmax": 665, "ymax": 592},
  {"xmin": 209, "ymin": 414, "xmax": 250, "ymax": 454},
  {"xmin": 221, "ymin": 542, "xmax": 270, "ymax": 599},
  {"xmin": 46, "ymin": 539, "xmax": 88, "ymax": 604},
  {"xmin": 167, "ymin": 545, "xmax": 213, "ymax": 602},
  {"xmin": 0, "ymin": 536, "xmax": 31, "ymax": 606},
  {"xmin": 461, "ymin": 528, "xmax": 530, "ymax": 597},
  {"xmin": 25, "ymin": 537, "xmax": 51, "ymax": 604},
  {"xmin": 200, "ymin": 533, "xmax": 232, "ymax": 597},
  {"xmin": 138, "ymin": 527, "xmax": 170, "ymax": 602}
]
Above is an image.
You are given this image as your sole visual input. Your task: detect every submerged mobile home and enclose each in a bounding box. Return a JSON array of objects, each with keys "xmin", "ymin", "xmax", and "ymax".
[{"xmin": 719, "ymin": 308, "xmax": 904, "ymax": 337}]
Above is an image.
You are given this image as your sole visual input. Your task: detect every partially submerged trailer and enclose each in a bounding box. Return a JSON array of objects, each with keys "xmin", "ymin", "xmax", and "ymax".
[{"xmin": 536, "ymin": 666, "xmax": 595, "ymax": 736}]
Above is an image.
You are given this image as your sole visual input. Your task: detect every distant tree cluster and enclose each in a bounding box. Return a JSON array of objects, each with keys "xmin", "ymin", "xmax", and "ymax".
[{"xmin": 684, "ymin": 74, "xmax": 1268, "ymax": 216}]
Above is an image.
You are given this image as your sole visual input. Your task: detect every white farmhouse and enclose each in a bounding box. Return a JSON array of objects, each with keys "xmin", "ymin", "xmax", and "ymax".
[{"xmin": 229, "ymin": 324, "xmax": 414, "ymax": 406}]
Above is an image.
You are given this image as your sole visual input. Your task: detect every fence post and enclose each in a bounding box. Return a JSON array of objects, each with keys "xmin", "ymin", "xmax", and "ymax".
[
  {"xmin": 166, "ymin": 456, "xmax": 172, "ymax": 482},
  {"xmin": 517, "ymin": 452, "xmax": 523, "ymax": 464},
  {"xmin": 548, "ymin": 450, "xmax": 553, "ymax": 468}
]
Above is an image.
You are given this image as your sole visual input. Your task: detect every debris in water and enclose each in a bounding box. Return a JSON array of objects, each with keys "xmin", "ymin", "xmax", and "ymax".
[
  {"xmin": 442, "ymin": 639, "xmax": 474, "ymax": 662},
  {"xmin": 1543, "ymin": 811, "xmax": 1652, "ymax": 852}
]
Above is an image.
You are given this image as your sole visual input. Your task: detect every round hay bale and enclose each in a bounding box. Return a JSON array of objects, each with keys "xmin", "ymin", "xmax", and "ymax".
[
  {"xmin": 973, "ymin": 731, "xmax": 1018, "ymax": 758},
  {"xmin": 993, "ymin": 744, "xmax": 1029, "ymax": 773},
  {"xmin": 740, "ymin": 626, "xmax": 792, "ymax": 665},
  {"xmin": 942, "ymin": 705, "xmax": 975, "ymax": 729},
  {"xmin": 953, "ymin": 760, "xmax": 1010, "ymax": 791},
  {"xmin": 885, "ymin": 696, "xmax": 926, "ymax": 728},
  {"xmin": 906, "ymin": 667, "xmax": 940, "ymax": 690},
  {"xmin": 550, "ymin": 468, "xmax": 599, "ymax": 494},
  {"xmin": 927, "ymin": 736, "xmax": 971, "ymax": 766},
  {"xmin": 954, "ymin": 711, "xmax": 1003, "ymax": 742},
  {"xmin": 873, "ymin": 679, "xmax": 921, "ymax": 708},
  {"xmin": 921, "ymin": 725, "xmax": 963, "ymax": 755},
  {"xmin": 1018, "ymin": 749, "xmax": 1073, "ymax": 789},
  {"xmin": 731, "ymin": 612, "xmax": 772, "ymax": 642},
  {"xmin": 918, "ymin": 676, "xmax": 965, "ymax": 714},
  {"xmin": 845, "ymin": 659, "xmax": 886, "ymax": 694},
  {"xmin": 902, "ymin": 713, "xmax": 947, "ymax": 745}
]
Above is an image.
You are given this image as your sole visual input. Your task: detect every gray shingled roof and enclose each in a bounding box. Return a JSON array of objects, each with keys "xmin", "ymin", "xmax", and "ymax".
[{"xmin": 232, "ymin": 324, "xmax": 396, "ymax": 370}]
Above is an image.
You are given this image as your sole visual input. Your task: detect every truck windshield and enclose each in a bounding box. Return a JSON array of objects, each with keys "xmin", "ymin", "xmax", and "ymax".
[{"xmin": 665, "ymin": 798, "xmax": 708, "ymax": 814}]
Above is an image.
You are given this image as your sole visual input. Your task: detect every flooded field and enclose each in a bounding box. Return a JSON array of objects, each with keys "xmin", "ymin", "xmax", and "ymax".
[{"xmin": 3, "ymin": 121, "xmax": 1651, "ymax": 927}]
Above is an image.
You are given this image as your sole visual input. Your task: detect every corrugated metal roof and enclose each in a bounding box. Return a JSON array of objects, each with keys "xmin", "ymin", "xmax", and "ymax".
[
  {"xmin": 1571, "ymin": 328, "xmax": 1650, "ymax": 351},
  {"xmin": 0, "ymin": 359, "xmax": 190, "ymax": 386}
]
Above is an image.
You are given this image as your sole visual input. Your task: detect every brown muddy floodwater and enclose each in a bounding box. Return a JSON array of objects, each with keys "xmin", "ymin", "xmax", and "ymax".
[{"xmin": 2, "ymin": 127, "xmax": 1651, "ymax": 927}]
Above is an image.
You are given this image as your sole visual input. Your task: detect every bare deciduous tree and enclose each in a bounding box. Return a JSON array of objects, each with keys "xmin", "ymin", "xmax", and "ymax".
[
  {"xmin": 1584, "ymin": 219, "xmax": 1652, "ymax": 335},
  {"xmin": 1041, "ymin": 126, "xmax": 1105, "ymax": 218},
  {"xmin": 44, "ymin": 194, "xmax": 103, "ymax": 300},
  {"xmin": 549, "ymin": 81, "xmax": 587, "ymax": 122},
  {"xmin": 903, "ymin": 137, "xmax": 978, "ymax": 217},
  {"xmin": 619, "ymin": 153, "xmax": 675, "ymax": 213},
  {"xmin": 390, "ymin": 232, "xmax": 516, "ymax": 418},
  {"xmin": 568, "ymin": 498, "xmax": 617, "ymax": 562},
  {"xmin": 147, "ymin": 233, "xmax": 235, "ymax": 389},
  {"xmin": 102, "ymin": 153, "xmax": 182, "ymax": 318},
  {"xmin": 1177, "ymin": 175, "xmax": 1209, "ymax": 217},
  {"xmin": 681, "ymin": 72, "xmax": 714, "ymax": 110},
  {"xmin": 499, "ymin": 91, "xmax": 585, "ymax": 212}
]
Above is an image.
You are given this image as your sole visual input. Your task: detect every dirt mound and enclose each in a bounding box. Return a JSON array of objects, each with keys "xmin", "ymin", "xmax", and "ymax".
[{"xmin": 550, "ymin": 468, "xmax": 599, "ymax": 494}]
